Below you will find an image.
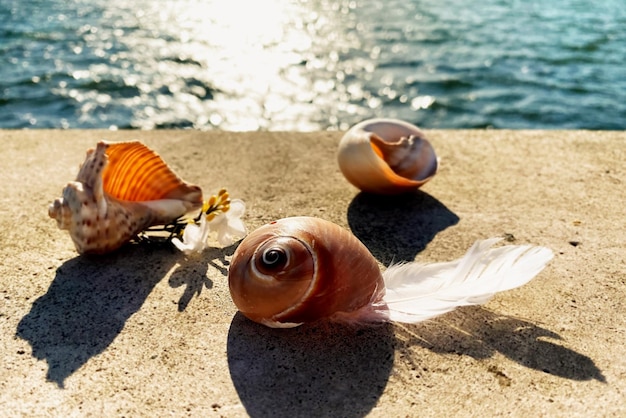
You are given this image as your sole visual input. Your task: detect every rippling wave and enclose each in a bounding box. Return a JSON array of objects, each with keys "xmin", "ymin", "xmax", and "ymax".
[{"xmin": 1, "ymin": 0, "xmax": 625, "ymax": 130}]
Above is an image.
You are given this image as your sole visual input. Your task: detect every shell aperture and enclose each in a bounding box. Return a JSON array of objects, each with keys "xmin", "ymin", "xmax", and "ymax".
[{"xmin": 228, "ymin": 217, "xmax": 384, "ymax": 328}]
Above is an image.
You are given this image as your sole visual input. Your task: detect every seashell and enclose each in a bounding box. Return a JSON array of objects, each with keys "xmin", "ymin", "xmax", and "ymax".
[
  {"xmin": 337, "ymin": 118, "xmax": 438, "ymax": 194},
  {"xmin": 49, "ymin": 141, "xmax": 203, "ymax": 254},
  {"xmin": 228, "ymin": 216, "xmax": 384, "ymax": 328},
  {"xmin": 228, "ymin": 217, "xmax": 554, "ymax": 328}
]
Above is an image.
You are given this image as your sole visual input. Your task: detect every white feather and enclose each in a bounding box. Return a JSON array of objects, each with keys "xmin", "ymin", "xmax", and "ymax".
[{"xmin": 380, "ymin": 238, "xmax": 554, "ymax": 323}]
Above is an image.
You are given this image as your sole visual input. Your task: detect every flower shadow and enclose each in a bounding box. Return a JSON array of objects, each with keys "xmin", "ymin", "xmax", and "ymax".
[
  {"xmin": 227, "ymin": 313, "xmax": 395, "ymax": 418},
  {"xmin": 168, "ymin": 242, "xmax": 239, "ymax": 312},
  {"xmin": 15, "ymin": 243, "xmax": 182, "ymax": 388},
  {"xmin": 397, "ymin": 306, "xmax": 606, "ymax": 382},
  {"xmin": 347, "ymin": 191, "xmax": 460, "ymax": 265}
]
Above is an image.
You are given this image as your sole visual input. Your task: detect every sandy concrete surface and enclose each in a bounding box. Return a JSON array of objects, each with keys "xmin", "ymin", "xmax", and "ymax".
[{"xmin": 0, "ymin": 129, "xmax": 624, "ymax": 417}]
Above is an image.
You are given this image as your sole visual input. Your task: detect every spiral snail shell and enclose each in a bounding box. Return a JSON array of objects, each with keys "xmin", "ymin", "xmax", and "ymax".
[
  {"xmin": 228, "ymin": 217, "xmax": 385, "ymax": 328},
  {"xmin": 48, "ymin": 141, "xmax": 203, "ymax": 254},
  {"xmin": 337, "ymin": 118, "xmax": 438, "ymax": 194},
  {"xmin": 229, "ymin": 217, "xmax": 554, "ymax": 329}
]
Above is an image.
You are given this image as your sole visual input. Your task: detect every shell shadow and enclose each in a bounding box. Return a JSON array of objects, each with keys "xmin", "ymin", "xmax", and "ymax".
[
  {"xmin": 227, "ymin": 313, "xmax": 395, "ymax": 418},
  {"xmin": 347, "ymin": 191, "xmax": 459, "ymax": 265},
  {"xmin": 15, "ymin": 243, "xmax": 183, "ymax": 388},
  {"xmin": 397, "ymin": 306, "xmax": 606, "ymax": 382}
]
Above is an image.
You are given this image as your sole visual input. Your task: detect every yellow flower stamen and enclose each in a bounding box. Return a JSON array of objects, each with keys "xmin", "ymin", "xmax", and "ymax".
[{"xmin": 200, "ymin": 188, "xmax": 234, "ymax": 221}]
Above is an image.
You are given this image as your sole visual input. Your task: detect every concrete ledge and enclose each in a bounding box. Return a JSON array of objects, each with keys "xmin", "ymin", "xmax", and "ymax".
[{"xmin": 1, "ymin": 129, "xmax": 624, "ymax": 417}]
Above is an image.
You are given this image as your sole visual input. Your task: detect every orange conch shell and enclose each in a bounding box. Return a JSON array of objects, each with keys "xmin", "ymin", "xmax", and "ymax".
[
  {"xmin": 228, "ymin": 217, "xmax": 385, "ymax": 328},
  {"xmin": 337, "ymin": 118, "xmax": 438, "ymax": 194},
  {"xmin": 48, "ymin": 141, "xmax": 203, "ymax": 254}
]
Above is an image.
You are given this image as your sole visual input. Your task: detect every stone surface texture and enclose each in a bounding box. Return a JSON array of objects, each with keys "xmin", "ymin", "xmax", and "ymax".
[{"xmin": 0, "ymin": 129, "xmax": 624, "ymax": 417}]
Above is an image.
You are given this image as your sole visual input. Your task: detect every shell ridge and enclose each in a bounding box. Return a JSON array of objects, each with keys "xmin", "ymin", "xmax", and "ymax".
[
  {"xmin": 112, "ymin": 144, "xmax": 147, "ymax": 200},
  {"xmin": 102, "ymin": 141, "xmax": 198, "ymax": 204},
  {"xmin": 105, "ymin": 142, "xmax": 155, "ymax": 201},
  {"xmin": 101, "ymin": 141, "xmax": 131, "ymax": 199},
  {"xmin": 126, "ymin": 155, "xmax": 162, "ymax": 201}
]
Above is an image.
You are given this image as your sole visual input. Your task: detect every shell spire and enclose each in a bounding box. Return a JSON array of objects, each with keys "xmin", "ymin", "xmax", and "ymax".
[{"xmin": 48, "ymin": 141, "xmax": 203, "ymax": 254}]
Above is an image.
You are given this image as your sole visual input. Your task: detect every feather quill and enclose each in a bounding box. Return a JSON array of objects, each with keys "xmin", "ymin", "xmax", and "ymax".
[{"xmin": 350, "ymin": 238, "xmax": 553, "ymax": 324}]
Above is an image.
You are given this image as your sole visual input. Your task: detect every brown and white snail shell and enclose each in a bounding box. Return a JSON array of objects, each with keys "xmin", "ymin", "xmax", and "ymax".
[
  {"xmin": 228, "ymin": 217, "xmax": 385, "ymax": 328},
  {"xmin": 48, "ymin": 141, "xmax": 203, "ymax": 254},
  {"xmin": 337, "ymin": 118, "xmax": 438, "ymax": 194},
  {"xmin": 229, "ymin": 217, "xmax": 554, "ymax": 329}
]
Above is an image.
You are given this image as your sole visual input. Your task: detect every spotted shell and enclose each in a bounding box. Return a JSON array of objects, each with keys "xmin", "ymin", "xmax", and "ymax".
[
  {"xmin": 337, "ymin": 118, "xmax": 438, "ymax": 194},
  {"xmin": 48, "ymin": 141, "xmax": 202, "ymax": 254},
  {"xmin": 228, "ymin": 216, "xmax": 385, "ymax": 328}
]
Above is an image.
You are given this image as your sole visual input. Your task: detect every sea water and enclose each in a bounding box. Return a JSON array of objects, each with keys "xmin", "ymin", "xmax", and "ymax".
[{"xmin": 1, "ymin": 0, "xmax": 624, "ymax": 130}]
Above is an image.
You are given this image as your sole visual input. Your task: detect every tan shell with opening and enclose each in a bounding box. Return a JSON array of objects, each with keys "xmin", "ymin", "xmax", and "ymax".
[{"xmin": 337, "ymin": 118, "xmax": 438, "ymax": 194}]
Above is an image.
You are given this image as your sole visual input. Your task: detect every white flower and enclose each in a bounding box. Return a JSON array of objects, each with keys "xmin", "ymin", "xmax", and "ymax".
[
  {"xmin": 170, "ymin": 195, "xmax": 247, "ymax": 254},
  {"xmin": 208, "ymin": 199, "xmax": 247, "ymax": 246},
  {"xmin": 171, "ymin": 215, "xmax": 210, "ymax": 255}
]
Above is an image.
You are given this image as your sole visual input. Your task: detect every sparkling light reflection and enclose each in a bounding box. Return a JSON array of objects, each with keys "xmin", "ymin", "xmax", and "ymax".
[
  {"xmin": 50, "ymin": 0, "xmax": 403, "ymax": 130},
  {"xmin": 165, "ymin": 0, "xmax": 319, "ymax": 130},
  {"xmin": 6, "ymin": 0, "xmax": 622, "ymax": 130}
]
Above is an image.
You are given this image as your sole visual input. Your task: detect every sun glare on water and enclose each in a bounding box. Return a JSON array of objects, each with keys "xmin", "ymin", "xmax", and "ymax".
[
  {"xmin": 127, "ymin": 0, "xmax": 327, "ymax": 130},
  {"xmin": 20, "ymin": 0, "xmax": 404, "ymax": 130},
  {"xmin": 4, "ymin": 0, "xmax": 625, "ymax": 129}
]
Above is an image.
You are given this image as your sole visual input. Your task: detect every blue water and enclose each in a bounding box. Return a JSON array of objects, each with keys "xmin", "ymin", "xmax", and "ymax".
[{"xmin": 1, "ymin": 0, "xmax": 625, "ymax": 130}]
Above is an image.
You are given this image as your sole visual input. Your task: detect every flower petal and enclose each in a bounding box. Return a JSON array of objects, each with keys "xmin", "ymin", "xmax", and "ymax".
[
  {"xmin": 171, "ymin": 237, "xmax": 191, "ymax": 253},
  {"xmin": 207, "ymin": 200, "xmax": 247, "ymax": 246},
  {"xmin": 227, "ymin": 217, "xmax": 247, "ymax": 238},
  {"xmin": 173, "ymin": 217, "xmax": 209, "ymax": 254},
  {"xmin": 228, "ymin": 199, "xmax": 246, "ymax": 217}
]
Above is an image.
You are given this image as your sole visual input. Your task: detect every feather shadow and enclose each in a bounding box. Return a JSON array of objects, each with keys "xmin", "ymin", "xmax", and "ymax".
[
  {"xmin": 347, "ymin": 191, "xmax": 459, "ymax": 265},
  {"xmin": 227, "ymin": 313, "xmax": 395, "ymax": 418},
  {"xmin": 15, "ymin": 244, "xmax": 182, "ymax": 388},
  {"xmin": 395, "ymin": 306, "xmax": 606, "ymax": 382}
]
